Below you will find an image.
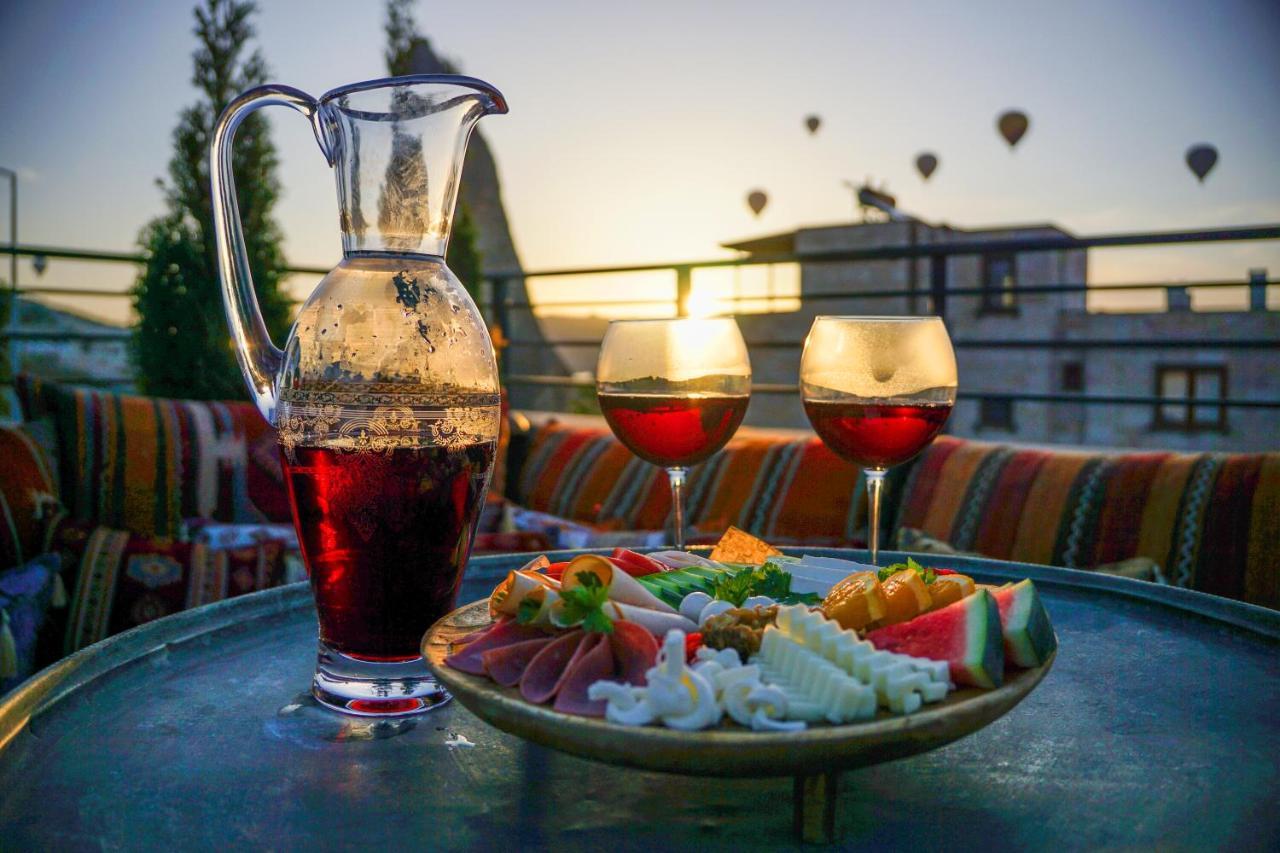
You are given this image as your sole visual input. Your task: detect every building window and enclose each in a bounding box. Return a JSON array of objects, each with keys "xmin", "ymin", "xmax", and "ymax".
[
  {"xmin": 1061, "ymin": 362, "xmax": 1084, "ymax": 392},
  {"xmin": 1153, "ymin": 365, "xmax": 1228, "ymax": 432},
  {"xmin": 980, "ymin": 253, "xmax": 1018, "ymax": 315},
  {"xmin": 978, "ymin": 397, "xmax": 1016, "ymax": 431}
]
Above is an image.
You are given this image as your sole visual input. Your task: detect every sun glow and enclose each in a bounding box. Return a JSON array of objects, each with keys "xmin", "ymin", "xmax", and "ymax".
[{"xmin": 684, "ymin": 289, "xmax": 724, "ymax": 318}]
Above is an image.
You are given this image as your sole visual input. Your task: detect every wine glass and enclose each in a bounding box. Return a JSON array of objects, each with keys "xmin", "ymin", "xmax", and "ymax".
[
  {"xmin": 800, "ymin": 316, "xmax": 957, "ymax": 565},
  {"xmin": 596, "ymin": 318, "xmax": 752, "ymax": 550}
]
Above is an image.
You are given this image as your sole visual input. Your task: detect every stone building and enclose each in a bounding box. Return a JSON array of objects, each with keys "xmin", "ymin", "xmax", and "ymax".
[
  {"xmin": 724, "ymin": 220, "xmax": 1278, "ymax": 452},
  {"xmin": 2, "ymin": 297, "xmax": 133, "ymax": 415}
]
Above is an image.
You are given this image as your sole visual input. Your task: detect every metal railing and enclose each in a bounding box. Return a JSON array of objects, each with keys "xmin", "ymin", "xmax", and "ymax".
[{"xmin": 3, "ymin": 223, "xmax": 1280, "ymax": 412}]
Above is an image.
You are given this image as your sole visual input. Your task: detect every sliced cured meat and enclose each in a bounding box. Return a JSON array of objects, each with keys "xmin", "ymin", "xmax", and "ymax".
[
  {"xmin": 553, "ymin": 633, "xmax": 614, "ymax": 716},
  {"xmin": 519, "ymin": 630, "xmax": 588, "ymax": 704},
  {"xmin": 608, "ymin": 620, "xmax": 659, "ymax": 686},
  {"xmin": 444, "ymin": 619, "xmax": 547, "ymax": 675},
  {"xmin": 481, "ymin": 636, "xmax": 557, "ymax": 687}
]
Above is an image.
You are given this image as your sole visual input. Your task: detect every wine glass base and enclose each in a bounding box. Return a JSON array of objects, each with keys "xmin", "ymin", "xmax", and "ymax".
[{"xmin": 311, "ymin": 641, "xmax": 452, "ymax": 717}]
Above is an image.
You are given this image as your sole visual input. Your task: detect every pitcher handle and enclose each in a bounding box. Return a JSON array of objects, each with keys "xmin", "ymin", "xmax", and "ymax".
[{"xmin": 210, "ymin": 84, "xmax": 335, "ymax": 423}]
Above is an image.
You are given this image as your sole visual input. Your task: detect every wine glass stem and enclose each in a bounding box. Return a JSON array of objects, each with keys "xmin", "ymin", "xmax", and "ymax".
[
  {"xmin": 865, "ymin": 467, "xmax": 887, "ymax": 565},
  {"xmin": 667, "ymin": 466, "xmax": 688, "ymax": 551}
]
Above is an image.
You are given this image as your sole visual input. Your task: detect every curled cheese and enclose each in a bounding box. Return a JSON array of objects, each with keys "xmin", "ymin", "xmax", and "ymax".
[
  {"xmin": 587, "ymin": 630, "xmax": 807, "ymax": 733},
  {"xmin": 587, "ymin": 681, "xmax": 658, "ymax": 726}
]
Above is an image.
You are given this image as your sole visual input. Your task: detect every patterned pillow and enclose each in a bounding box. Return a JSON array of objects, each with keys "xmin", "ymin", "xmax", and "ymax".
[
  {"xmin": 0, "ymin": 553, "xmax": 61, "ymax": 693},
  {"xmin": 16, "ymin": 375, "xmax": 289, "ymax": 538},
  {"xmin": 0, "ymin": 422, "xmax": 64, "ymax": 569},
  {"xmin": 892, "ymin": 436, "xmax": 1280, "ymax": 609},
  {"xmin": 513, "ymin": 420, "xmax": 870, "ymax": 545},
  {"xmin": 51, "ymin": 523, "xmax": 288, "ymax": 654}
]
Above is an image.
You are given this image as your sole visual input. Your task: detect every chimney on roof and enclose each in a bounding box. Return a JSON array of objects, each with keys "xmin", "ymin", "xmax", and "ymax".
[{"xmin": 1249, "ymin": 268, "xmax": 1269, "ymax": 312}]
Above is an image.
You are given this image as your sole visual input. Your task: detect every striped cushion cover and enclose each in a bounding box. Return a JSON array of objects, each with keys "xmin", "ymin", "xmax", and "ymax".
[
  {"xmin": 891, "ymin": 436, "xmax": 1280, "ymax": 609},
  {"xmin": 17, "ymin": 376, "xmax": 289, "ymax": 538},
  {"xmin": 513, "ymin": 420, "xmax": 868, "ymax": 544},
  {"xmin": 53, "ymin": 523, "xmax": 289, "ymax": 653}
]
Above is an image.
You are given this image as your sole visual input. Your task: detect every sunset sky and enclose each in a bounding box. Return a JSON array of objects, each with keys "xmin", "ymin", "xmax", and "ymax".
[{"xmin": 1, "ymin": 0, "xmax": 1278, "ymax": 322}]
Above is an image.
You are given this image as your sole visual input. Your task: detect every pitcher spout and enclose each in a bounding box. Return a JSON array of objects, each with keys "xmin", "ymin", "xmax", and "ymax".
[{"xmin": 320, "ymin": 75, "xmax": 507, "ymax": 258}]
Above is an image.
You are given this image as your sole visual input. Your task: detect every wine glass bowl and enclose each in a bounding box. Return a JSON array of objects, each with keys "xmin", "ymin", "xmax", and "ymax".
[
  {"xmin": 800, "ymin": 316, "xmax": 957, "ymax": 563},
  {"xmin": 596, "ymin": 318, "xmax": 752, "ymax": 549}
]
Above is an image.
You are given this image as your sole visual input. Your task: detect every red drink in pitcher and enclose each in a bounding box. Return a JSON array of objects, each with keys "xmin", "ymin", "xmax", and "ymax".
[{"xmin": 282, "ymin": 441, "xmax": 495, "ymax": 659}]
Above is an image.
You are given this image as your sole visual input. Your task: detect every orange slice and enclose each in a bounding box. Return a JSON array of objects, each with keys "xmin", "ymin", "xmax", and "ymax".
[
  {"xmin": 821, "ymin": 571, "xmax": 886, "ymax": 631},
  {"xmin": 878, "ymin": 569, "xmax": 933, "ymax": 626},
  {"xmin": 927, "ymin": 573, "xmax": 976, "ymax": 611}
]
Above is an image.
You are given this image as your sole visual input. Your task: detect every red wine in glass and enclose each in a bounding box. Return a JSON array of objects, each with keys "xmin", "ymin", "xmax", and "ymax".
[
  {"xmin": 281, "ymin": 441, "xmax": 495, "ymax": 659},
  {"xmin": 598, "ymin": 392, "xmax": 749, "ymax": 467},
  {"xmin": 799, "ymin": 316, "xmax": 958, "ymax": 564},
  {"xmin": 802, "ymin": 399, "xmax": 953, "ymax": 469}
]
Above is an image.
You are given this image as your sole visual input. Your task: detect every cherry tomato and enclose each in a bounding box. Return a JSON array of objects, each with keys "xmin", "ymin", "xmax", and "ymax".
[
  {"xmin": 684, "ymin": 632, "xmax": 703, "ymax": 663},
  {"xmin": 608, "ymin": 548, "xmax": 665, "ymax": 577},
  {"xmin": 544, "ymin": 561, "xmax": 571, "ymax": 580}
]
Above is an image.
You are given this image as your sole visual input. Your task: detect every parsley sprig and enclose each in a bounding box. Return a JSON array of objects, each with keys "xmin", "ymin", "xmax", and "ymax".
[
  {"xmin": 712, "ymin": 562, "xmax": 802, "ymax": 606},
  {"xmin": 878, "ymin": 556, "xmax": 936, "ymax": 585},
  {"xmin": 516, "ymin": 596, "xmax": 542, "ymax": 625},
  {"xmin": 557, "ymin": 571, "xmax": 615, "ymax": 633}
]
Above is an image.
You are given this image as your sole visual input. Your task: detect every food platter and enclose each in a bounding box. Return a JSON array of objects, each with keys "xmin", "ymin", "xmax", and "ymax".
[{"xmin": 424, "ymin": 599, "xmax": 1056, "ymax": 779}]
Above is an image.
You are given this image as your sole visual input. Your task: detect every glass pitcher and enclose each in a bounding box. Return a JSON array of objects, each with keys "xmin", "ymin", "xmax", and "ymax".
[{"xmin": 211, "ymin": 75, "xmax": 507, "ymax": 716}]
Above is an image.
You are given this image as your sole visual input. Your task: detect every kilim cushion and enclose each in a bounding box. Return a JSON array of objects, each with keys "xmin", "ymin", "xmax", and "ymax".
[
  {"xmin": 16, "ymin": 376, "xmax": 290, "ymax": 538},
  {"xmin": 891, "ymin": 436, "xmax": 1280, "ymax": 609},
  {"xmin": 0, "ymin": 553, "xmax": 61, "ymax": 693},
  {"xmin": 51, "ymin": 522, "xmax": 289, "ymax": 654},
  {"xmin": 0, "ymin": 422, "xmax": 64, "ymax": 569},
  {"xmin": 512, "ymin": 420, "xmax": 870, "ymax": 545}
]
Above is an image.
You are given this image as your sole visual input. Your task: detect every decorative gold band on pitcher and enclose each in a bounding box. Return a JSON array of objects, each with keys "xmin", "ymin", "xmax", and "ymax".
[{"xmin": 276, "ymin": 383, "xmax": 501, "ymax": 461}]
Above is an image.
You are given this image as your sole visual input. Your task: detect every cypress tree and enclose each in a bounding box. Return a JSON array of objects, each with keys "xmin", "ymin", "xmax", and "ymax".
[{"xmin": 131, "ymin": 0, "xmax": 291, "ymax": 400}]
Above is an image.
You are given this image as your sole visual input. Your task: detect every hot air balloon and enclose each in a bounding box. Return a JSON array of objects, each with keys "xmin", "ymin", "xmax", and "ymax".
[
  {"xmin": 1185, "ymin": 144, "xmax": 1218, "ymax": 183},
  {"xmin": 746, "ymin": 190, "xmax": 768, "ymax": 217},
  {"xmin": 805, "ymin": 114, "xmax": 821, "ymax": 135},
  {"xmin": 997, "ymin": 110, "xmax": 1029, "ymax": 149},
  {"xmin": 916, "ymin": 153, "xmax": 939, "ymax": 181}
]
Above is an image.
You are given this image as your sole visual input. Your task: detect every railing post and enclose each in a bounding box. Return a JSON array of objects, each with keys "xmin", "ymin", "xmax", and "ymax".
[
  {"xmin": 929, "ymin": 252, "xmax": 947, "ymax": 319},
  {"xmin": 491, "ymin": 276, "xmax": 510, "ymax": 383},
  {"xmin": 1249, "ymin": 269, "xmax": 1267, "ymax": 312},
  {"xmin": 675, "ymin": 265, "xmax": 692, "ymax": 317}
]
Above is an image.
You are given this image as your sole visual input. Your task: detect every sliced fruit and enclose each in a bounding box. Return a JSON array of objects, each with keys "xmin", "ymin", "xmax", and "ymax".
[
  {"xmin": 990, "ymin": 579, "xmax": 1057, "ymax": 668},
  {"xmin": 928, "ymin": 574, "xmax": 975, "ymax": 612},
  {"xmin": 866, "ymin": 590, "xmax": 1004, "ymax": 688},
  {"xmin": 878, "ymin": 569, "xmax": 933, "ymax": 626},
  {"xmin": 821, "ymin": 571, "xmax": 887, "ymax": 631}
]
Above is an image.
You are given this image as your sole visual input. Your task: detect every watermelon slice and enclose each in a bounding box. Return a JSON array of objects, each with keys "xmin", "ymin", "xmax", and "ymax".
[
  {"xmin": 990, "ymin": 579, "xmax": 1057, "ymax": 668},
  {"xmin": 866, "ymin": 590, "xmax": 1004, "ymax": 688}
]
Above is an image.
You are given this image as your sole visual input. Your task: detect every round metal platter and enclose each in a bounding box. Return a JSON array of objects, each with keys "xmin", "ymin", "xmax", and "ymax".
[{"xmin": 423, "ymin": 599, "xmax": 1056, "ymax": 778}]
